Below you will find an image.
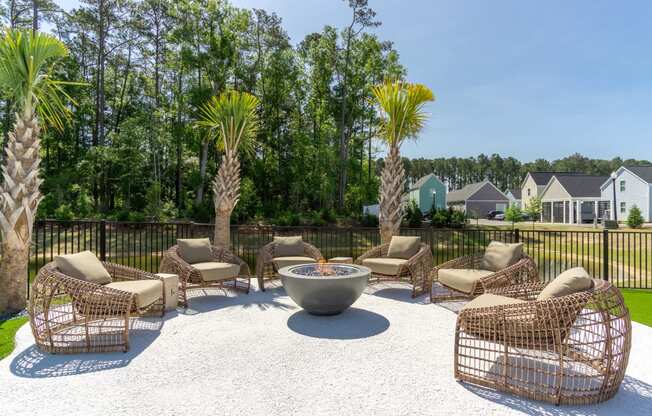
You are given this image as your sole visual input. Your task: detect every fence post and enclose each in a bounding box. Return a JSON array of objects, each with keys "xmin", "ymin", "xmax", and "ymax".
[
  {"xmin": 602, "ymin": 229, "xmax": 609, "ymax": 281},
  {"xmin": 514, "ymin": 228, "xmax": 520, "ymax": 243},
  {"xmin": 99, "ymin": 220, "xmax": 107, "ymax": 261}
]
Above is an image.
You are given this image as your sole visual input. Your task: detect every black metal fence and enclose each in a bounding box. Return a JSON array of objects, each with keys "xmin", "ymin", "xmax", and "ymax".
[{"xmin": 29, "ymin": 220, "xmax": 652, "ymax": 292}]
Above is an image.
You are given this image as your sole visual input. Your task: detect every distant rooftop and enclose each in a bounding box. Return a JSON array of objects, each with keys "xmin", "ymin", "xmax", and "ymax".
[
  {"xmin": 553, "ymin": 174, "xmax": 609, "ymax": 198},
  {"xmin": 625, "ymin": 165, "xmax": 652, "ymax": 183},
  {"xmin": 527, "ymin": 171, "xmax": 584, "ymax": 186}
]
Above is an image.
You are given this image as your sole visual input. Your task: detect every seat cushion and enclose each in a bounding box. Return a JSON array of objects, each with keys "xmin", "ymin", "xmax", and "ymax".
[
  {"xmin": 387, "ymin": 236, "xmax": 421, "ymax": 259},
  {"xmin": 537, "ymin": 267, "xmax": 593, "ymax": 300},
  {"xmin": 273, "ymin": 256, "xmax": 315, "ymax": 269},
  {"xmin": 362, "ymin": 258, "xmax": 408, "ymax": 276},
  {"xmin": 462, "ymin": 293, "xmax": 526, "ymax": 311},
  {"xmin": 177, "ymin": 238, "xmax": 214, "ymax": 264},
  {"xmin": 273, "ymin": 236, "xmax": 304, "ymax": 257},
  {"xmin": 192, "ymin": 262, "xmax": 241, "ymax": 282},
  {"xmin": 55, "ymin": 251, "xmax": 112, "ymax": 285},
  {"xmin": 438, "ymin": 268, "xmax": 495, "ymax": 294},
  {"xmin": 106, "ymin": 280, "xmax": 162, "ymax": 309},
  {"xmin": 480, "ymin": 241, "xmax": 523, "ymax": 272}
]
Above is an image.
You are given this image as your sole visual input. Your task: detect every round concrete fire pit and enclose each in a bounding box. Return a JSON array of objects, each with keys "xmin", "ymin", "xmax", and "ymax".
[{"xmin": 279, "ymin": 263, "xmax": 370, "ymax": 315}]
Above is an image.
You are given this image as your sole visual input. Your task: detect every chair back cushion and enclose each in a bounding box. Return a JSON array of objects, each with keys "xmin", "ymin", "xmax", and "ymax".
[
  {"xmin": 273, "ymin": 236, "xmax": 304, "ymax": 257},
  {"xmin": 537, "ymin": 267, "xmax": 593, "ymax": 300},
  {"xmin": 480, "ymin": 241, "xmax": 523, "ymax": 272},
  {"xmin": 55, "ymin": 251, "xmax": 112, "ymax": 285},
  {"xmin": 387, "ymin": 236, "xmax": 421, "ymax": 259},
  {"xmin": 177, "ymin": 238, "xmax": 214, "ymax": 264}
]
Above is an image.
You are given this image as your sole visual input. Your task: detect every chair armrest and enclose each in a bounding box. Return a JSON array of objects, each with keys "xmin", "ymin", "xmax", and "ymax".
[
  {"xmin": 104, "ymin": 262, "xmax": 164, "ymax": 283},
  {"xmin": 303, "ymin": 242, "xmax": 324, "ymax": 262},
  {"xmin": 255, "ymin": 242, "xmax": 275, "ymax": 277},
  {"xmin": 355, "ymin": 243, "xmax": 389, "ymax": 264},
  {"xmin": 430, "ymin": 254, "xmax": 483, "ymax": 281},
  {"xmin": 159, "ymin": 249, "xmax": 195, "ymax": 283},
  {"xmin": 485, "ymin": 281, "xmax": 546, "ymax": 300},
  {"xmin": 479, "ymin": 256, "xmax": 539, "ymax": 292},
  {"xmin": 212, "ymin": 246, "xmax": 251, "ymax": 276}
]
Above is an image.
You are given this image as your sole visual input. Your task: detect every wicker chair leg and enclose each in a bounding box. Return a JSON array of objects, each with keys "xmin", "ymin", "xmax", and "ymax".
[{"xmin": 257, "ymin": 275, "xmax": 265, "ymax": 292}]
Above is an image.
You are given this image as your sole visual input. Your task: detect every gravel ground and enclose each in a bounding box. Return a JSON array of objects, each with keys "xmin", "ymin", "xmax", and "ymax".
[{"xmin": 1, "ymin": 282, "xmax": 651, "ymax": 416}]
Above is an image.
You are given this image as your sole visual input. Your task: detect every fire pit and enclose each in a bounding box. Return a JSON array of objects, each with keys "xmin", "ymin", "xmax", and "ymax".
[{"xmin": 279, "ymin": 263, "xmax": 370, "ymax": 315}]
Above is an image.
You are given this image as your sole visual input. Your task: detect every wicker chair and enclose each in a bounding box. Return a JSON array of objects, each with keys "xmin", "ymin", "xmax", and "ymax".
[
  {"xmin": 29, "ymin": 261, "xmax": 165, "ymax": 354},
  {"xmin": 159, "ymin": 245, "xmax": 251, "ymax": 307},
  {"xmin": 255, "ymin": 240, "xmax": 324, "ymax": 291},
  {"xmin": 355, "ymin": 242, "xmax": 433, "ymax": 298},
  {"xmin": 454, "ymin": 279, "xmax": 631, "ymax": 405},
  {"xmin": 430, "ymin": 253, "xmax": 538, "ymax": 302}
]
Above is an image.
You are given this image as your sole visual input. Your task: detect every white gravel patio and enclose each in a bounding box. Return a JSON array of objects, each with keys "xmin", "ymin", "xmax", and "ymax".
[{"xmin": 2, "ymin": 282, "xmax": 652, "ymax": 416}]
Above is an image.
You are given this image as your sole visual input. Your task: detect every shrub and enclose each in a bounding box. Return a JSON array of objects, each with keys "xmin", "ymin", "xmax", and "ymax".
[
  {"xmin": 430, "ymin": 208, "xmax": 451, "ymax": 228},
  {"xmin": 403, "ymin": 199, "xmax": 422, "ymax": 228},
  {"xmin": 53, "ymin": 204, "xmax": 74, "ymax": 221},
  {"xmin": 627, "ymin": 205, "xmax": 644, "ymax": 228},
  {"xmin": 449, "ymin": 210, "xmax": 467, "ymax": 228},
  {"xmin": 275, "ymin": 211, "xmax": 301, "ymax": 226},
  {"xmin": 128, "ymin": 211, "xmax": 147, "ymax": 223}
]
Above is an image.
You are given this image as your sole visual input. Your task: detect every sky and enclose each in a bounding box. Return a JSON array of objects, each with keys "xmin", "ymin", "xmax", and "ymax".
[{"xmin": 55, "ymin": 0, "xmax": 652, "ymax": 162}]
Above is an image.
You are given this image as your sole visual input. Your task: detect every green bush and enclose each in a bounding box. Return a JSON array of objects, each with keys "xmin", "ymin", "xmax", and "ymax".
[
  {"xmin": 128, "ymin": 211, "xmax": 147, "ymax": 222},
  {"xmin": 450, "ymin": 210, "xmax": 467, "ymax": 228},
  {"xmin": 53, "ymin": 204, "xmax": 74, "ymax": 221},
  {"xmin": 403, "ymin": 199, "xmax": 423, "ymax": 228},
  {"xmin": 275, "ymin": 211, "xmax": 301, "ymax": 226},
  {"xmin": 505, "ymin": 205, "xmax": 523, "ymax": 225},
  {"xmin": 627, "ymin": 205, "xmax": 644, "ymax": 228},
  {"xmin": 430, "ymin": 208, "xmax": 451, "ymax": 228}
]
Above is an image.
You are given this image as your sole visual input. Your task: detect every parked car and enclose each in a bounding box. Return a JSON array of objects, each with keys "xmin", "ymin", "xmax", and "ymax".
[
  {"xmin": 486, "ymin": 210, "xmax": 504, "ymax": 219},
  {"xmin": 494, "ymin": 213, "xmax": 505, "ymax": 220}
]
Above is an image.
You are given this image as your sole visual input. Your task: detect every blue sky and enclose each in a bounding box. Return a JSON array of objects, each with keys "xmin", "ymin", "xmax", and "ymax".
[{"xmin": 56, "ymin": 0, "xmax": 652, "ymax": 162}]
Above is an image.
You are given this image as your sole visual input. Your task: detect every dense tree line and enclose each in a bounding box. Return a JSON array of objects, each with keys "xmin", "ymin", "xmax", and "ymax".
[
  {"xmin": 403, "ymin": 153, "xmax": 651, "ymax": 193},
  {"xmin": 1, "ymin": 1, "xmax": 648, "ymax": 225}
]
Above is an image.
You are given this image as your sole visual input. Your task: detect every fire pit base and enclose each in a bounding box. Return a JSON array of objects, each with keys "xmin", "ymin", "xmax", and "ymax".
[{"xmin": 279, "ymin": 263, "xmax": 370, "ymax": 315}]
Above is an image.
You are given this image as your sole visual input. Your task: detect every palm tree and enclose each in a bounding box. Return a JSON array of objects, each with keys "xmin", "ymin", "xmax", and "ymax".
[
  {"xmin": 196, "ymin": 90, "xmax": 260, "ymax": 248},
  {"xmin": 0, "ymin": 29, "xmax": 76, "ymax": 313},
  {"xmin": 372, "ymin": 80, "xmax": 434, "ymax": 243}
]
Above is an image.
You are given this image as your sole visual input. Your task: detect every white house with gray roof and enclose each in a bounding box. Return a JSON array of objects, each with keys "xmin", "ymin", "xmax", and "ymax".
[
  {"xmin": 539, "ymin": 174, "xmax": 610, "ymax": 224},
  {"xmin": 600, "ymin": 166, "xmax": 652, "ymax": 222}
]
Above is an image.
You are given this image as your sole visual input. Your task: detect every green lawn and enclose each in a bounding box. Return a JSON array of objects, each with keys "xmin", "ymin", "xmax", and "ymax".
[
  {"xmin": 622, "ymin": 289, "xmax": 652, "ymax": 327},
  {"xmin": 0, "ymin": 316, "xmax": 28, "ymax": 360}
]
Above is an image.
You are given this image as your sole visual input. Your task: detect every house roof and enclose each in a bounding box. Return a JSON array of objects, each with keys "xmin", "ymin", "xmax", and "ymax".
[
  {"xmin": 551, "ymin": 174, "xmax": 609, "ymax": 198},
  {"xmin": 447, "ymin": 181, "xmax": 506, "ymax": 203},
  {"xmin": 626, "ymin": 165, "xmax": 652, "ymax": 183},
  {"xmin": 506, "ymin": 188, "xmax": 521, "ymax": 199},
  {"xmin": 524, "ymin": 171, "xmax": 584, "ymax": 187},
  {"xmin": 409, "ymin": 173, "xmax": 442, "ymax": 191}
]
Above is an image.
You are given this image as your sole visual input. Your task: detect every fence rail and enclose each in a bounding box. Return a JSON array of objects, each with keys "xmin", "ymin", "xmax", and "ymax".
[{"xmin": 28, "ymin": 220, "xmax": 652, "ymax": 293}]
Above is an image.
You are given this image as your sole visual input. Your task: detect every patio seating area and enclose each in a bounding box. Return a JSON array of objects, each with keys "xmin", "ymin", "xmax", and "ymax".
[{"xmin": 2, "ymin": 280, "xmax": 652, "ymax": 416}]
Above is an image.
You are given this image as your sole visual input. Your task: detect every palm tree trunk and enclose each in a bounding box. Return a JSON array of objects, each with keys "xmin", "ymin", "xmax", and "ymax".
[
  {"xmin": 0, "ymin": 110, "xmax": 42, "ymax": 313},
  {"xmin": 212, "ymin": 152, "xmax": 240, "ymax": 248},
  {"xmin": 379, "ymin": 145, "xmax": 404, "ymax": 244}
]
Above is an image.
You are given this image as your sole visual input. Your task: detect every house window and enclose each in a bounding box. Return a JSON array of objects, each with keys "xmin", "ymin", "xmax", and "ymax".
[
  {"xmin": 620, "ymin": 202, "xmax": 626, "ymax": 213},
  {"xmin": 527, "ymin": 189, "xmax": 531, "ymax": 197},
  {"xmin": 620, "ymin": 180, "xmax": 626, "ymax": 192}
]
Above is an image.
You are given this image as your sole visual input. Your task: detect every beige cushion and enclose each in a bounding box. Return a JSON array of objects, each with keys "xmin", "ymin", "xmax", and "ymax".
[
  {"xmin": 462, "ymin": 293, "xmax": 526, "ymax": 311},
  {"xmin": 362, "ymin": 258, "xmax": 408, "ymax": 276},
  {"xmin": 192, "ymin": 262, "xmax": 241, "ymax": 282},
  {"xmin": 537, "ymin": 267, "xmax": 593, "ymax": 300},
  {"xmin": 55, "ymin": 251, "xmax": 112, "ymax": 285},
  {"xmin": 177, "ymin": 238, "xmax": 214, "ymax": 264},
  {"xmin": 106, "ymin": 280, "xmax": 162, "ymax": 309},
  {"xmin": 273, "ymin": 256, "xmax": 315, "ymax": 269},
  {"xmin": 480, "ymin": 241, "xmax": 523, "ymax": 272},
  {"xmin": 387, "ymin": 236, "xmax": 421, "ymax": 259},
  {"xmin": 438, "ymin": 268, "xmax": 494, "ymax": 294},
  {"xmin": 273, "ymin": 236, "xmax": 304, "ymax": 257}
]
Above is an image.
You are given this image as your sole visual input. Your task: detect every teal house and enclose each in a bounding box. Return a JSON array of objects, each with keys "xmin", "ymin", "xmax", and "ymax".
[{"xmin": 404, "ymin": 174, "xmax": 447, "ymax": 213}]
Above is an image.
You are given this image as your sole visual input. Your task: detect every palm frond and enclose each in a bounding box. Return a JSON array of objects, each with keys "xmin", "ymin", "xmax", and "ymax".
[
  {"xmin": 196, "ymin": 90, "xmax": 260, "ymax": 157},
  {"xmin": 0, "ymin": 28, "xmax": 75, "ymax": 129},
  {"xmin": 372, "ymin": 79, "xmax": 435, "ymax": 147}
]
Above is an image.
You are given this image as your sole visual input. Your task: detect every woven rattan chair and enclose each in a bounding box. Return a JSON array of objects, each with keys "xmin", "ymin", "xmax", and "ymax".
[
  {"xmin": 355, "ymin": 242, "xmax": 433, "ymax": 298},
  {"xmin": 29, "ymin": 261, "xmax": 165, "ymax": 354},
  {"xmin": 255, "ymin": 240, "xmax": 324, "ymax": 291},
  {"xmin": 159, "ymin": 245, "xmax": 251, "ymax": 307},
  {"xmin": 454, "ymin": 279, "xmax": 631, "ymax": 405},
  {"xmin": 430, "ymin": 252, "xmax": 538, "ymax": 302}
]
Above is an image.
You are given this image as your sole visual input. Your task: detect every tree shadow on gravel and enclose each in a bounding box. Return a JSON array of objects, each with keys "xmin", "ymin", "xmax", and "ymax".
[
  {"xmin": 287, "ymin": 307, "xmax": 389, "ymax": 339},
  {"xmin": 180, "ymin": 285, "xmax": 296, "ymax": 315}
]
